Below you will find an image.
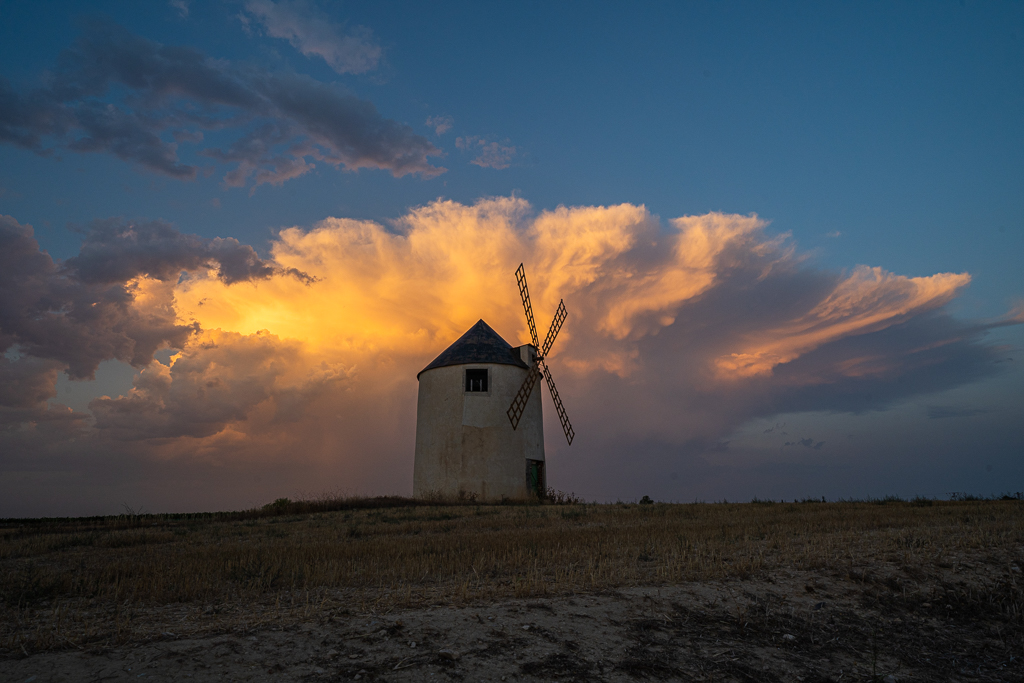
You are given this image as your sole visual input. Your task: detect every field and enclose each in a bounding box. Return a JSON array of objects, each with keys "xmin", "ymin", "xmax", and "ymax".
[{"xmin": 2, "ymin": 498, "xmax": 1022, "ymax": 681}]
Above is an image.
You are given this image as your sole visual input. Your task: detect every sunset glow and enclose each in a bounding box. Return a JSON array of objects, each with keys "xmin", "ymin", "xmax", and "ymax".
[{"xmin": 1, "ymin": 2, "xmax": 1021, "ymax": 516}]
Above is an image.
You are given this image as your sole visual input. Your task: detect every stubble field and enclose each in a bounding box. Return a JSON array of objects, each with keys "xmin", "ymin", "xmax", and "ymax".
[{"xmin": 2, "ymin": 498, "xmax": 1022, "ymax": 681}]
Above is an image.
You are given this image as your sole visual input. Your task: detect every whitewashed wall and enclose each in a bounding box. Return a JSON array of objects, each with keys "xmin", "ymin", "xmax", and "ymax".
[{"xmin": 413, "ymin": 346, "xmax": 544, "ymax": 501}]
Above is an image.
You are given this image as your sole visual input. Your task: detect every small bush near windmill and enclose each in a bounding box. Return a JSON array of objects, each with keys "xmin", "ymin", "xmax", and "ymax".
[
  {"xmin": 544, "ymin": 488, "xmax": 584, "ymax": 505},
  {"xmin": 262, "ymin": 498, "xmax": 292, "ymax": 514},
  {"xmin": 456, "ymin": 489, "xmax": 479, "ymax": 503}
]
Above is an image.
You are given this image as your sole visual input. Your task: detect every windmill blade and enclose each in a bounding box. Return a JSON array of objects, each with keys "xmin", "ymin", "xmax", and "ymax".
[
  {"xmin": 541, "ymin": 361, "xmax": 575, "ymax": 445},
  {"xmin": 541, "ymin": 299, "xmax": 567, "ymax": 357},
  {"xmin": 516, "ymin": 263, "xmax": 540, "ymax": 349},
  {"xmin": 506, "ymin": 362, "xmax": 541, "ymax": 430}
]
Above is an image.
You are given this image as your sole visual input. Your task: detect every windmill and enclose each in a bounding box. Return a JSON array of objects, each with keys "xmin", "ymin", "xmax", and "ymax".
[
  {"xmin": 412, "ymin": 263, "xmax": 574, "ymax": 501},
  {"xmin": 507, "ymin": 263, "xmax": 575, "ymax": 446}
]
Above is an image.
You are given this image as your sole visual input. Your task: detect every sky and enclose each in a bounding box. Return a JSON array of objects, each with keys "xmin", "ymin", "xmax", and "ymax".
[{"xmin": 0, "ymin": 0, "xmax": 1021, "ymax": 517}]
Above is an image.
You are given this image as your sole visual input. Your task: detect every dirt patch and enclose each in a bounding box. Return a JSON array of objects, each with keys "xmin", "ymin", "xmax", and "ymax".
[
  {"xmin": 4, "ymin": 575, "xmax": 1021, "ymax": 682},
  {"xmin": 3, "ymin": 501, "xmax": 1022, "ymax": 680}
]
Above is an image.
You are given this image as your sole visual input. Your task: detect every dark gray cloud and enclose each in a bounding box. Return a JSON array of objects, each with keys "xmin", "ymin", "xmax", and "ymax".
[
  {"xmin": 554, "ymin": 302, "xmax": 1015, "ymax": 506},
  {"xmin": 0, "ymin": 354, "xmax": 75, "ymax": 428},
  {"xmin": 565, "ymin": 268, "xmax": 1009, "ymax": 459},
  {"xmin": 764, "ymin": 312, "xmax": 1004, "ymax": 415},
  {"xmin": 64, "ymin": 100, "xmax": 197, "ymax": 178},
  {"xmin": 0, "ymin": 214, "xmax": 312, "ymax": 388},
  {"xmin": 0, "ymin": 21, "xmax": 443, "ymax": 186},
  {"xmin": 0, "ymin": 212, "xmax": 338, "ymax": 512},
  {"xmin": 64, "ymin": 217, "xmax": 314, "ymax": 285},
  {"xmin": 784, "ymin": 438, "xmax": 824, "ymax": 449},
  {"xmin": 241, "ymin": 0, "xmax": 382, "ymax": 75},
  {"xmin": 927, "ymin": 406, "xmax": 992, "ymax": 419},
  {"xmin": 0, "ymin": 215, "xmax": 197, "ymax": 379}
]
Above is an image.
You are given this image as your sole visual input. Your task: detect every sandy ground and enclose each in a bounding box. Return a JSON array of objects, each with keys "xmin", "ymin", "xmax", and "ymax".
[{"xmin": 4, "ymin": 571, "xmax": 1021, "ymax": 683}]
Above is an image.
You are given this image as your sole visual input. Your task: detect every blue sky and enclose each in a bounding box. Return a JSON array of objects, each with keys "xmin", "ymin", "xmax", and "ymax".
[{"xmin": 0, "ymin": 0, "xmax": 1021, "ymax": 515}]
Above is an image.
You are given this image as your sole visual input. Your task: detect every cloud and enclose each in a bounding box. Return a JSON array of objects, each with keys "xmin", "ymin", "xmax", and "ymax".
[
  {"xmin": 89, "ymin": 328, "xmax": 346, "ymax": 440},
  {"xmin": 927, "ymin": 406, "xmax": 991, "ymax": 419},
  {"xmin": 62, "ymin": 217, "xmax": 317, "ymax": 286},
  {"xmin": 169, "ymin": 0, "xmax": 190, "ymax": 18},
  {"xmin": 426, "ymin": 115, "xmax": 453, "ymax": 136},
  {"xmin": 0, "ymin": 22, "xmax": 443, "ymax": 186},
  {"xmin": 0, "ymin": 353, "xmax": 73, "ymax": 426},
  {"xmin": 1, "ymin": 198, "xmax": 1017, "ymax": 514},
  {"xmin": 0, "ymin": 213, "xmax": 312, "ymax": 382},
  {"xmin": 0, "ymin": 216, "xmax": 186, "ymax": 379},
  {"xmin": 242, "ymin": 0, "xmax": 381, "ymax": 75},
  {"xmin": 712, "ymin": 264, "xmax": 971, "ymax": 378},
  {"xmin": 784, "ymin": 438, "xmax": 824, "ymax": 449},
  {"xmin": 456, "ymin": 136, "xmax": 517, "ymax": 169}
]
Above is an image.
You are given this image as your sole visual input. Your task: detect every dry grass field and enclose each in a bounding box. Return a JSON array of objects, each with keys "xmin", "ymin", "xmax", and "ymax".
[{"xmin": 2, "ymin": 497, "xmax": 1022, "ymax": 681}]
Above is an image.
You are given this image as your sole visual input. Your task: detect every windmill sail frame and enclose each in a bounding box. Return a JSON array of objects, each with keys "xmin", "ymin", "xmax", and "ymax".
[{"xmin": 506, "ymin": 264, "xmax": 575, "ymax": 445}]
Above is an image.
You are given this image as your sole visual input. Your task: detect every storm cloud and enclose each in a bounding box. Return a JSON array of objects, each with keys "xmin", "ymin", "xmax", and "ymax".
[
  {"xmin": 0, "ymin": 198, "xmax": 1016, "ymax": 515},
  {"xmin": 0, "ymin": 21, "xmax": 443, "ymax": 186},
  {"xmin": 0, "ymin": 215, "xmax": 194, "ymax": 380},
  {"xmin": 0, "ymin": 212, "xmax": 310, "ymax": 388}
]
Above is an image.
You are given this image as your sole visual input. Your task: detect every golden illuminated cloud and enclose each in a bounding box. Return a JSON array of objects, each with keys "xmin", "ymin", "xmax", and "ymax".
[
  {"xmin": 172, "ymin": 198, "xmax": 968, "ymax": 384},
  {"xmin": 0, "ymin": 200, "xmax": 1005, "ymax": 511},
  {"xmin": 714, "ymin": 266, "xmax": 971, "ymax": 378}
]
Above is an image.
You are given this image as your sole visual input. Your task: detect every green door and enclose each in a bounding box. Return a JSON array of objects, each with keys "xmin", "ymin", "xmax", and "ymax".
[{"xmin": 526, "ymin": 459, "xmax": 545, "ymax": 499}]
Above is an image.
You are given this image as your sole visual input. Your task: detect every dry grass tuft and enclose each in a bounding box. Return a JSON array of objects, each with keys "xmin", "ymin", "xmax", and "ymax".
[{"xmin": 2, "ymin": 498, "xmax": 1022, "ymax": 659}]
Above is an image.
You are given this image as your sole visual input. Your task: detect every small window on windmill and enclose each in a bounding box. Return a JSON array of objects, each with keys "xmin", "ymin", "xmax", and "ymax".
[{"xmin": 465, "ymin": 368, "xmax": 488, "ymax": 392}]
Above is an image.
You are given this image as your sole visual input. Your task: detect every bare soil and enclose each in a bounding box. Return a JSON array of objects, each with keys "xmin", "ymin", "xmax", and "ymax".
[
  {"xmin": 5, "ymin": 572, "xmax": 1022, "ymax": 682},
  {"xmin": 2, "ymin": 500, "xmax": 1022, "ymax": 681}
]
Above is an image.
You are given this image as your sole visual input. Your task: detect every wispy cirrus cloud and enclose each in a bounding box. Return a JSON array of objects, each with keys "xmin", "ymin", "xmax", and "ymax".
[
  {"xmin": 0, "ymin": 22, "xmax": 443, "ymax": 188},
  {"xmin": 241, "ymin": 0, "xmax": 381, "ymax": 75},
  {"xmin": 425, "ymin": 115, "xmax": 453, "ymax": 136},
  {"xmin": 169, "ymin": 0, "xmax": 190, "ymax": 19},
  {"xmin": 456, "ymin": 135, "xmax": 517, "ymax": 169},
  {"xmin": 713, "ymin": 263, "xmax": 971, "ymax": 378}
]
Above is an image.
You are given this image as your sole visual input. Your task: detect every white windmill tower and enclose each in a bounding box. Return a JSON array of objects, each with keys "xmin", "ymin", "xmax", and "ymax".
[{"xmin": 413, "ymin": 264, "xmax": 574, "ymax": 501}]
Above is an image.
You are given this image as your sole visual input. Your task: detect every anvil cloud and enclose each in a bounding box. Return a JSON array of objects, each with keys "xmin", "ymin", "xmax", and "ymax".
[{"xmin": 0, "ymin": 197, "xmax": 1008, "ymax": 515}]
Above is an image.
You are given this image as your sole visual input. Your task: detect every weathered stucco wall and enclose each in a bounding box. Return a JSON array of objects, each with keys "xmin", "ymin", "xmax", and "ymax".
[{"xmin": 413, "ymin": 346, "xmax": 544, "ymax": 501}]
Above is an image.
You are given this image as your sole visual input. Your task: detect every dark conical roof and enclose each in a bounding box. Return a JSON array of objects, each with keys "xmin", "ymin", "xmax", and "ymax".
[{"xmin": 418, "ymin": 319, "xmax": 530, "ymax": 378}]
